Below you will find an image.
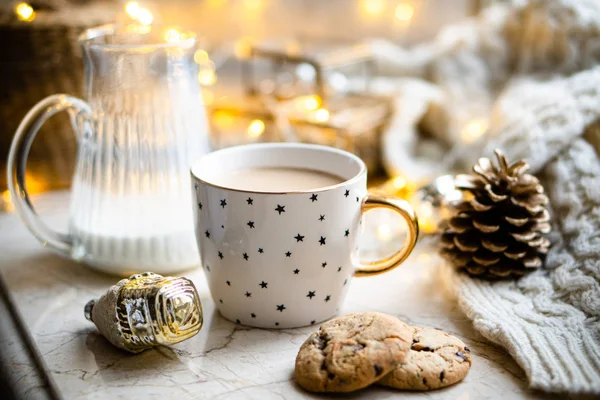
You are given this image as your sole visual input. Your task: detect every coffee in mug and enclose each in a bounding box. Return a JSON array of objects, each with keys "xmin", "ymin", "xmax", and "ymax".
[{"xmin": 214, "ymin": 167, "xmax": 345, "ymax": 192}]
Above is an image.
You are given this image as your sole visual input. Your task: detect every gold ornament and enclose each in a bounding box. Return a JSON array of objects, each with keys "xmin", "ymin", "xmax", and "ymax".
[
  {"xmin": 440, "ymin": 150, "xmax": 551, "ymax": 279},
  {"xmin": 85, "ymin": 272, "xmax": 203, "ymax": 353}
]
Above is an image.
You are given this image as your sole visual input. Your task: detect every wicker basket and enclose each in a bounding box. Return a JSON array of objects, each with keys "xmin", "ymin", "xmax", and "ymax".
[{"xmin": 0, "ymin": 1, "xmax": 117, "ymax": 191}]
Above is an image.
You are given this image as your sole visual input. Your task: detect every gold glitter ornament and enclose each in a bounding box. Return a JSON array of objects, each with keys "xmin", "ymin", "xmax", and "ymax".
[{"xmin": 84, "ymin": 272, "xmax": 203, "ymax": 353}]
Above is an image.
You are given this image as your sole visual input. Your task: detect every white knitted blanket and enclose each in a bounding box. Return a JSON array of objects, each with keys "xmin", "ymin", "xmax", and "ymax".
[{"xmin": 378, "ymin": 0, "xmax": 600, "ymax": 393}]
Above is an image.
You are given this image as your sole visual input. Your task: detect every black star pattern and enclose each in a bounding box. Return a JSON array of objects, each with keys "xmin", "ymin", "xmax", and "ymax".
[
  {"xmin": 319, "ymin": 236, "xmax": 326, "ymax": 246},
  {"xmin": 220, "ymin": 199, "xmax": 227, "ymax": 208},
  {"xmin": 275, "ymin": 204, "xmax": 286, "ymax": 214},
  {"xmin": 226, "ymin": 280, "xmax": 231, "ymax": 286},
  {"xmin": 344, "ymin": 229, "xmax": 350, "ymax": 237},
  {"xmin": 285, "ymin": 251, "xmax": 292, "ymax": 257},
  {"xmin": 205, "ymin": 230, "xmax": 210, "ymax": 238},
  {"xmin": 276, "ymin": 304, "xmax": 286, "ymax": 312},
  {"xmin": 251, "ymin": 313, "xmax": 256, "ymax": 318},
  {"xmin": 221, "ymin": 225, "xmax": 224, "ymax": 229},
  {"xmin": 310, "ymin": 194, "xmax": 318, "ymax": 202},
  {"xmin": 338, "ymin": 266, "xmax": 342, "ymax": 272},
  {"xmin": 307, "ymin": 291, "xmax": 316, "ymax": 299},
  {"xmin": 194, "ymin": 183, "xmax": 198, "ymax": 190},
  {"xmin": 205, "ymin": 265, "xmax": 211, "ymax": 272},
  {"xmin": 325, "ymin": 295, "xmax": 331, "ymax": 302},
  {"xmin": 236, "ymin": 319, "xmax": 241, "ymax": 324},
  {"xmin": 258, "ymin": 248, "xmax": 264, "ymax": 253},
  {"xmin": 218, "ymin": 251, "xmax": 224, "ymax": 259},
  {"xmin": 344, "ymin": 189, "xmax": 350, "ymax": 197},
  {"xmin": 321, "ymin": 262, "xmax": 327, "ymax": 268},
  {"xmin": 294, "ymin": 233, "xmax": 305, "ymax": 242},
  {"xmin": 356, "ymin": 196, "xmax": 359, "ymax": 202},
  {"xmin": 311, "ymin": 320, "xmax": 316, "ymax": 325},
  {"xmin": 243, "ymin": 252, "xmax": 249, "ymax": 261},
  {"xmin": 275, "ymin": 322, "xmax": 279, "ymax": 326},
  {"xmin": 319, "ymin": 214, "xmax": 325, "ymax": 221},
  {"xmin": 293, "ymin": 269, "xmax": 300, "ymax": 274},
  {"xmin": 247, "ymin": 221, "xmax": 255, "ymax": 229},
  {"xmin": 344, "ymin": 279, "xmax": 348, "ymax": 286},
  {"xmin": 219, "ymin": 299, "xmax": 223, "ymax": 303},
  {"xmin": 245, "ymin": 291, "xmax": 252, "ymax": 297},
  {"xmin": 259, "ymin": 281, "xmax": 268, "ymax": 288},
  {"xmin": 198, "ymin": 202, "xmax": 203, "ymax": 210},
  {"xmin": 246, "ymin": 197, "xmax": 253, "ymax": 205}
]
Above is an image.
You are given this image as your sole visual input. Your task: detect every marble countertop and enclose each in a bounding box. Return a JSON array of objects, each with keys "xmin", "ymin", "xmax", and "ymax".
[{"xmin": 0, "ymin": 192, "xmax": 562, "ymax": 399}]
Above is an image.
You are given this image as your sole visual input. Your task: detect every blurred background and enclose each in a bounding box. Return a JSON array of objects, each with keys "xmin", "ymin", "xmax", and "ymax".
[{"xmin": 0, "ymin": 0, "xmax": 485, "ymax": 200}]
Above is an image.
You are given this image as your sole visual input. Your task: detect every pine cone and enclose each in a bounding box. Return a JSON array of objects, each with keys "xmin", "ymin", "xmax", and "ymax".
[{"xmin": 440, "ymin": 150, "xmax": 551, "ymax": 279}]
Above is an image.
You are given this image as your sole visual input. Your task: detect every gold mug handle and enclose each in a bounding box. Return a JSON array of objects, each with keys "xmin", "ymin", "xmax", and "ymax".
[{"xmin": 355, "ymin": 193, "xmax": 419, "ymax": 277}]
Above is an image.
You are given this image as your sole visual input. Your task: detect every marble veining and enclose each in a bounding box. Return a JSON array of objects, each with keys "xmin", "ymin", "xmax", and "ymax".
[{"xmin": 0, "ymin": 192, "xmax": 570, "ymax": 399}]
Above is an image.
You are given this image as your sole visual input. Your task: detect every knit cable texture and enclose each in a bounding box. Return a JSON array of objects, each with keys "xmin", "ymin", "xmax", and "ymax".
[{"xmin": 457, "ymin": 66, "xmax": 600, "ymax": 393}]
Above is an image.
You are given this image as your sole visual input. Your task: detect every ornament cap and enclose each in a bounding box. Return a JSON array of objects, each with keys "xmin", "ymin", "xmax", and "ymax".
[{"xmin": 84, "ymin": 299, "xmax": 95, "ymax": 322}]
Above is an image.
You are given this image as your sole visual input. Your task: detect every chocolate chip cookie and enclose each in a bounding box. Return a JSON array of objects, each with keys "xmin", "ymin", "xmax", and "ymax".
[
  {"xmin": 377, "ymin": 326, "xmax": 472, "ymax": 390},
  {"xmin": 294, "ymin": 312, "xmax": 412, "ymax": 392}
]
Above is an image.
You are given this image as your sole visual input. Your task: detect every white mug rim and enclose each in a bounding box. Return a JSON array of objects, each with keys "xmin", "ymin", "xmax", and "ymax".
[{"xmin": 190, "ymin": 143, "xmax": 367, "ymax": 195}]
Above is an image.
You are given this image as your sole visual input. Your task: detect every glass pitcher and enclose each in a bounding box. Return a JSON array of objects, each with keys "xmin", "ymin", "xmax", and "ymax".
[{"xmin": 7, "ymin": 24, "xmax": 210, "ymax": 275}]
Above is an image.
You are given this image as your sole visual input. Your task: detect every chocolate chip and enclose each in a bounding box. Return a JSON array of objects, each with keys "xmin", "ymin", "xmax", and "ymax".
[
  {"xmin": 313, "ymin": 333, "xmax": 328, "ymax": 350},
  {"xmin": 421, "ymin": 346, "xmax": 432, "ymax": 352},
  {"xmin": 412, "ymin": 337, "xmax": 419, "ymax": 343},
  {"xmin": 422, "ymin": 378, "xmax": 428, "ymax": 385},
  {"xmin": 440, "ymin": 370, "xmax": 445, "ymax": 381},
  {"xmin": 328, "ymin": 373, "xmax": 335, "ymax": 380},
  {"xmin": 456, "ymin": 351, "xmax": 466, "ymax": 360},
  {"xmin": 374, "ymin": 364, "xmax": 383, "ymax": 376},
  {"xmin": 464, "ymin": 346, "xmax": 471, "ymax": 352}
]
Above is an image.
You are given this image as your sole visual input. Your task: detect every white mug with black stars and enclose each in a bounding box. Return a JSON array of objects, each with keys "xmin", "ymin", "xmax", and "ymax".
[{"xmin": 191, "ymin": 144, "xmax": 419, "ymax": 328}]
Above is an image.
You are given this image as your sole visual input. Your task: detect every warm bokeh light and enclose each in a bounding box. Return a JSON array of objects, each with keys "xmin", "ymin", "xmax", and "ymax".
[
  {"xmin": 1, "ymin": 190, "xmax": 12, "ymax": 212},
  {"xmin": 197, "ymin": 60, "xmax": 216, "ymax": 85},
  {"xmin": 15, "ymin": 2, "xmax": 35, "ymax": 22},
  {"xmin": 125, "ymin": 1, "xmax": 140, "ymax": 17},
  {"xmin": 361, "ymin": 0, "xmax": 386, "ymax": 17},
  {"xmin": 198, "ymin": 70, "xmax": 217, "ymax": 85},
  {"xmin": 247, "ymin": 119, "xmax": 265, "ymax": 137},
  {"xmin": 194, "ymin": 49, "xmax": 209, "ymax": 64},
  {"xmin": 137, "ymin": 8, "xmax": 153, "ymax": 25},
  {"xmin": 212, "ymin": 111, "xmax": 236, "ymax": 127},
  {"xmin": 393, "ymin": 176, "xmax": 407, "ymax": 189},
  {"xmin": 377, "ymin": 224, "xmax": 393, "ymax": 241},
  {"xmin": 234, "ymin": 38, "xmax": 253, "ymax": 59},
  {"xmin": 416, "ymin": 201, "xmax": 437, "ymax": 233},
  {"xmin": 461, "ymin": 118, "xmax": 488, "ymax": 143},
  {"xmin": 207, "ymin": 0, "xmax": 228, "ymax": 7},
  {"xmin": 315, "ymin": 108, "xmax": 330, "ymax": 123},
  {"xmin": 302, "ymin": 95, "xmax": 321, "ymax": 111},
  {"xmin": 164, "ymin": 28, "xmax": 184, "ymax": 43},
  {"xmin": 244, "ymin": 0, "xmax": 264, "ymax": 11},
  {"xmin": 395, "ymin": 2, "xmax": 414, "ymax": 21}
]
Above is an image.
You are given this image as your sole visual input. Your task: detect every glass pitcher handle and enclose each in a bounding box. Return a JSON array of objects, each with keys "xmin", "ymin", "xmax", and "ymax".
[
  {"xmin": 7, "ymin": 94, "xmax": 93, "ymax": 256},
  {"xmin": 355, "ymin": 193, "xmax": 419, "ymax": 277}
]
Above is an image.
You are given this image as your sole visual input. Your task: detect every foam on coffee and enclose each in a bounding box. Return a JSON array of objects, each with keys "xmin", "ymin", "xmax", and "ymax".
[{"xmin": 215, "ymin": 167, "xmax": 345, "ymax": 192}]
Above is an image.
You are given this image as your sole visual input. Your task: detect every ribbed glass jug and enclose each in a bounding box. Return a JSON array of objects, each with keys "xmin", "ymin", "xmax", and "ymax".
[{"xmin": 7, "ymin": 24, "xmax": 210, "ymax": 275}]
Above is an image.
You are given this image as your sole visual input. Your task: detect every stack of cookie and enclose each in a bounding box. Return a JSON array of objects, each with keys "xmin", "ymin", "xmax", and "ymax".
[{"xmin": 295, "ymin": 312, "xmax": 472, "ymax": 393}]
